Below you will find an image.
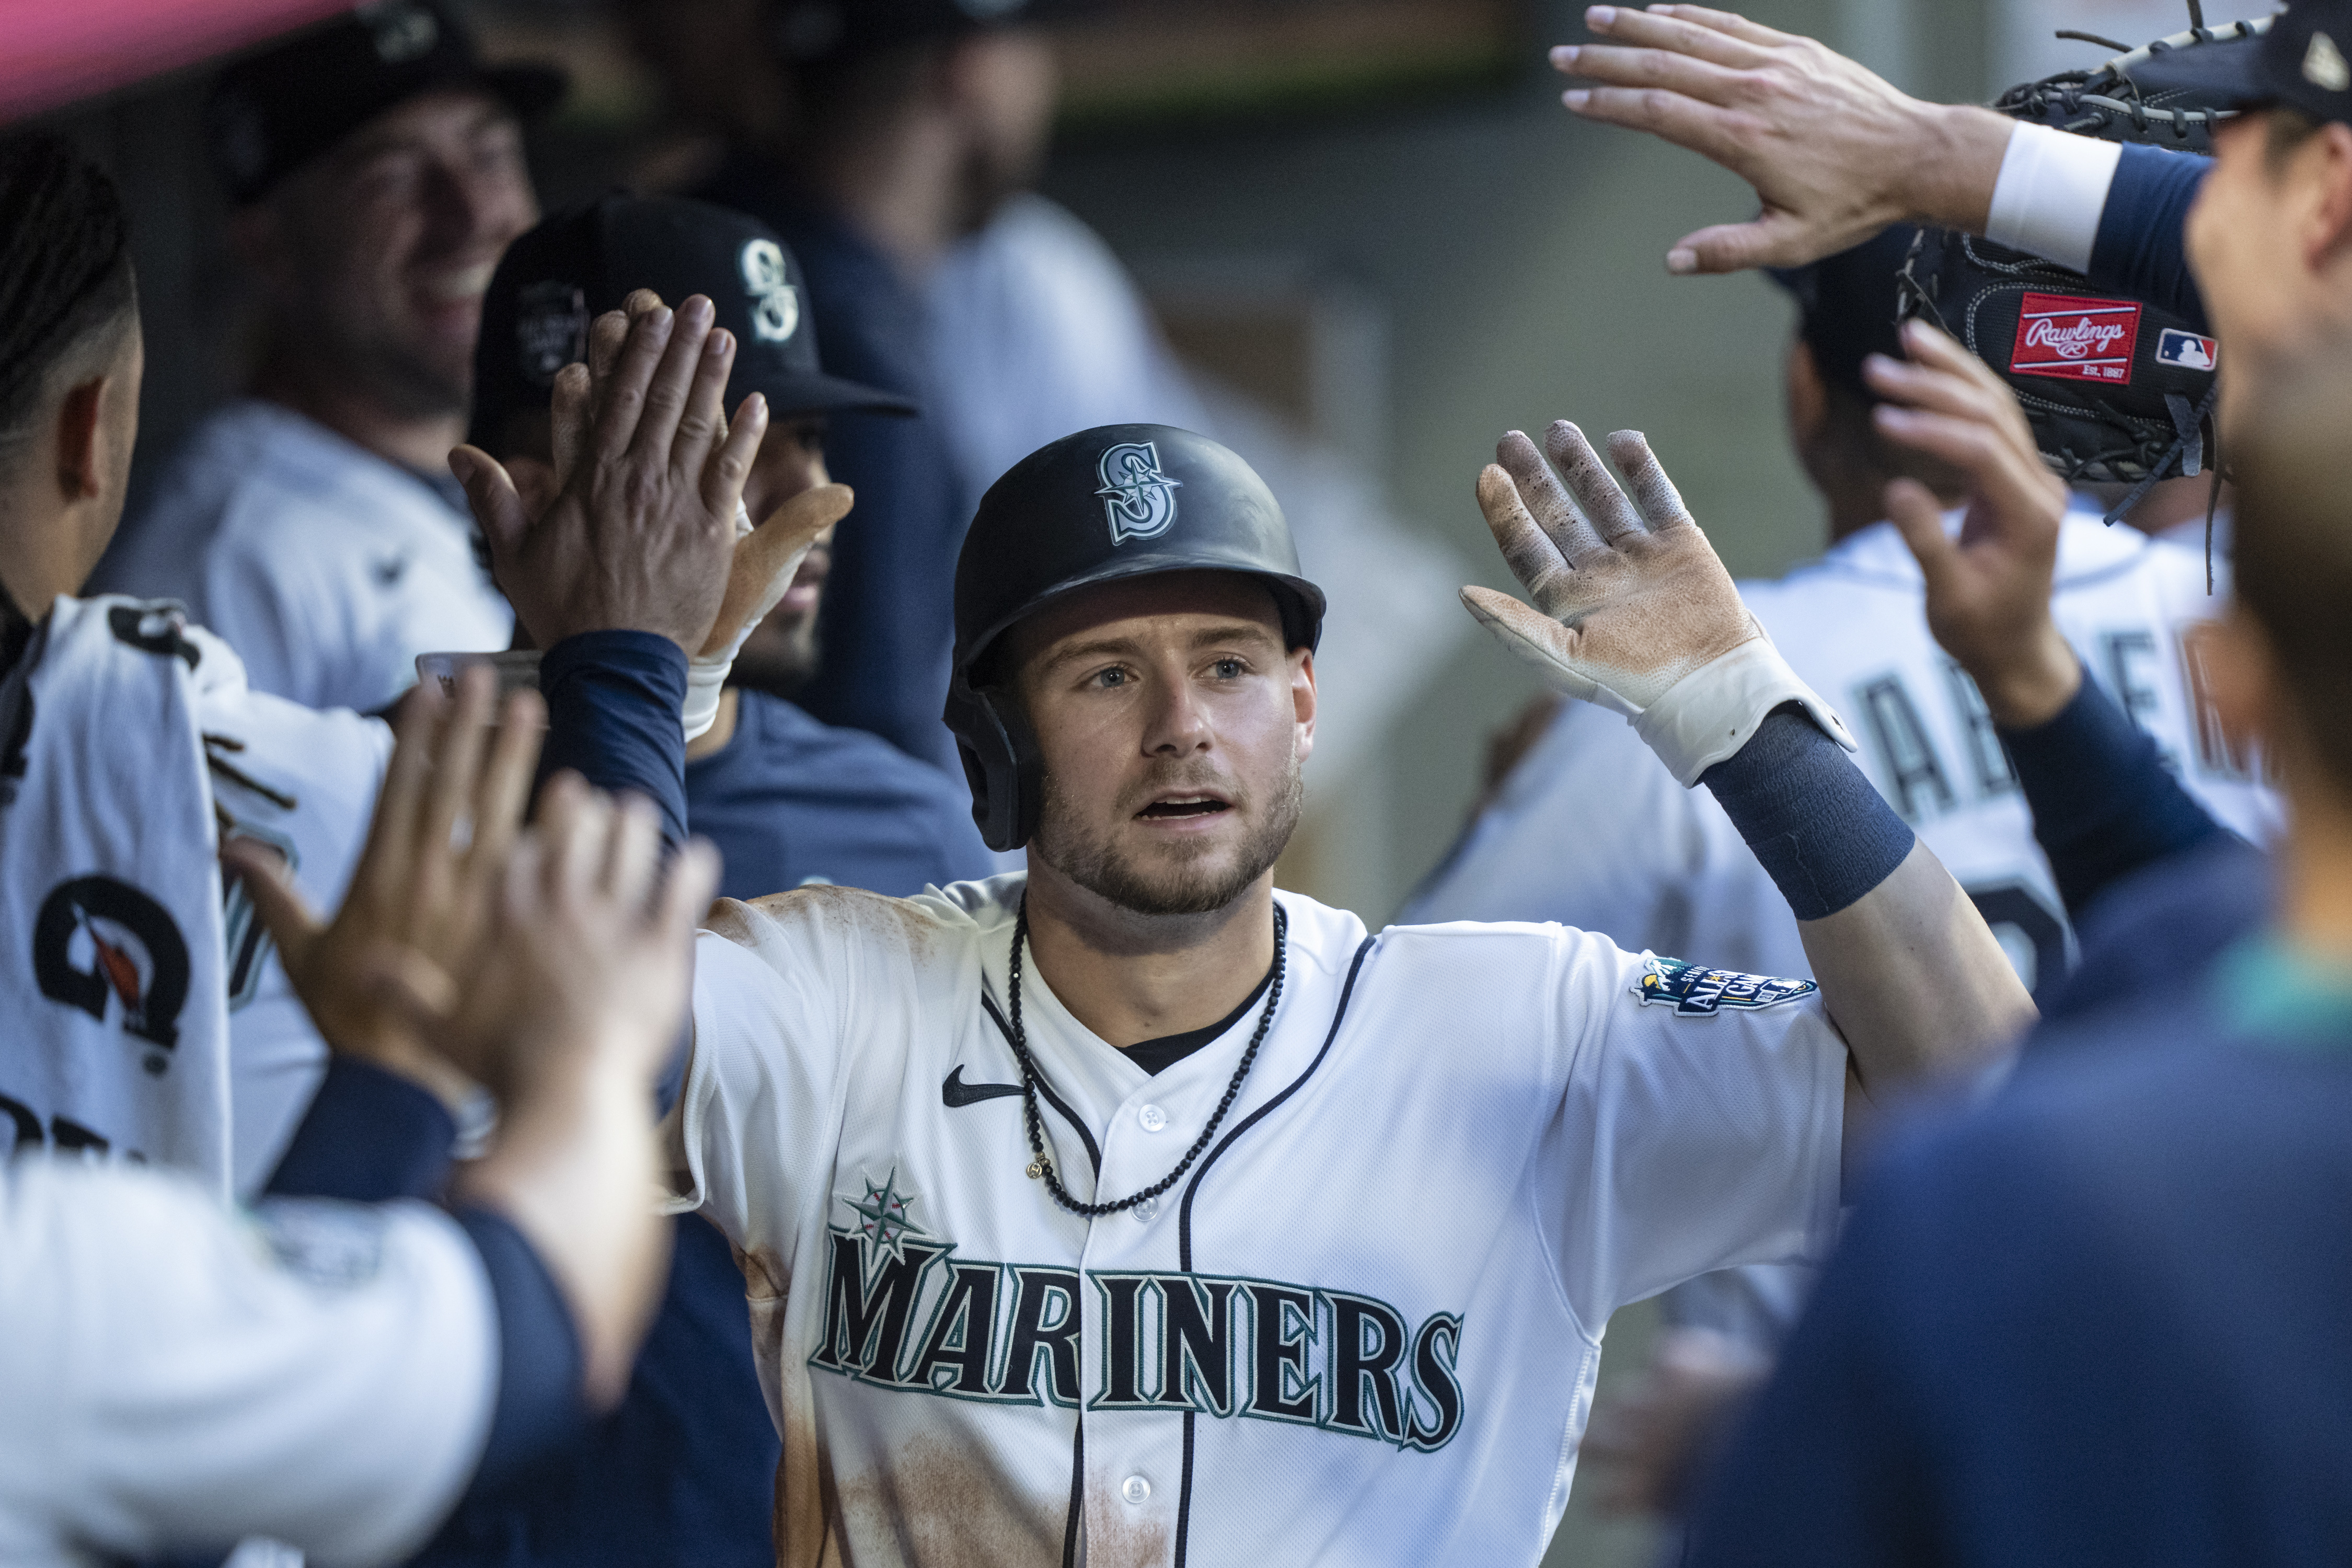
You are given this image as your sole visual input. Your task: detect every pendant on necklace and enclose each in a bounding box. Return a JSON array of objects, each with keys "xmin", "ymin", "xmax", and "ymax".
[{"xmin": 1026, "ymin": 1161, "xmax": 1046, "ymax": 1180}]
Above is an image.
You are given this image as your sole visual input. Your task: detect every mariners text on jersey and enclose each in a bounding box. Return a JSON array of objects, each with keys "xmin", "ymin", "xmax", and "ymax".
[{"xmin": 664, "ymin": 876, "xmax": 1846, "ymax": 1566}]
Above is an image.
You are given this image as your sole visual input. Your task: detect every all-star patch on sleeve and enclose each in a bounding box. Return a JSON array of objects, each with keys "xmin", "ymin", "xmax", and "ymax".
[{"xmin": 1633, "ymin": 957, "xmax": 1819, "ymax": 1017}]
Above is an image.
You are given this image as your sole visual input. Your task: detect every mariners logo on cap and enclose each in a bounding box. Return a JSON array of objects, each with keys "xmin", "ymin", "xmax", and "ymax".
[
  {"xmin": 2307, "ymin": 30, "xmax": 2350, "ymax": 93},
  {"xmin": 740, "ymin": 239, "xmax": 801, "ymax": 344},
  {"xmin": 515, "ymin": 280, "xmax": 588, "ymax": 388},
  {"xmin": 1097, "ymin": 441, "xmax": 1182, "ymax": 545}
]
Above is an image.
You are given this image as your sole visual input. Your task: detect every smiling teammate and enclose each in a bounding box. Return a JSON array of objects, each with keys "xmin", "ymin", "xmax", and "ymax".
[{"xmin": 471, "ymin": 281, "xmax": 2036, "ymax": 1561}]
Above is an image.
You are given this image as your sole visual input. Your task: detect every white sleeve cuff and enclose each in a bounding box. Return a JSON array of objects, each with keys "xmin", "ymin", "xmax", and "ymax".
[{"xmin": 1984, "ymin": 122, "xmax": 2123, "ymax": 274}]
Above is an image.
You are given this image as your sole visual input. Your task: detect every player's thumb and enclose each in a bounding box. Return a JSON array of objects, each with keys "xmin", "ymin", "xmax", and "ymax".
[
  {"xmin": 1460, "ymin": 586, "xmax": 1598, "ymax": 702},
  {"xmin": 1669, "ymin": 214, "xmax": 1804, "ymax": 276},
  {"xmin": 221, "ymin": 836, "xmax": 324, "ymax": 969},
  {"xmin": 450, "ymin": 445, "xmax": 530, "ymax": 567}
]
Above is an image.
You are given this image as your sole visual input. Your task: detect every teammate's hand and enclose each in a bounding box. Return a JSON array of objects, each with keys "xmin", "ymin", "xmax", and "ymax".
[
  {"xmin": 222, "ymin": 666, "xmax": 545, "ymax": 1111},
  {"xmin": 452, "ymin": 293, "xmax": 765, "ymax": 656},
  {"xmin": 1465, "ymin": 422, "xmax": 1756, "ymax": 712},
  {"xmin": 417, "ymin": 772, "xmax": 716, "ymax": 1098},
  {"xmin": 1581, "ymin": 1328, "xmax": 1769, "ymax": 1518},
  {"xmin": 1868, "ymin": 319, "xmax": 2080, "ymax": 728},
  {"xmin": 1553, "ymin": 5, "xmax": 2013, "ymax": 273},
  {"xmin": 696, "ymin": 481, "xmax": 854, "ymax": 661}
]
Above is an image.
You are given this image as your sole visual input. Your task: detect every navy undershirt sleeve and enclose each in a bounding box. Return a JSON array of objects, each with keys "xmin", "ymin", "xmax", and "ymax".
[
  {"xmin": 537, "ymin": 631, "xmax": 689, "ymax": 849},
  {"xmin": 264, "ymin": 1057, "xmax": 456, "ymax": 1202},
  {"xmin": 1999, "ymin": 676, "xmax": 2230, "ymax": 918},
  {"xmin": 1700, "ymin": 707, "xmax": 1918, "ymax": 921},
  {"xmin": 2085, "ymin": 143, "xmax": 2211, "ymax": 333},
  {"xmin": 446, "ymin": 1205, "xmax": 588, "ymax": 1499}
]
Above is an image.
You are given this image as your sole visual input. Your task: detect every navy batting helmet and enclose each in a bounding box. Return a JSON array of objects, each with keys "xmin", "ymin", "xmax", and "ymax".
[{"xmin": 943, "ymin": 423, "xmax": 1326, "ymax": 851}]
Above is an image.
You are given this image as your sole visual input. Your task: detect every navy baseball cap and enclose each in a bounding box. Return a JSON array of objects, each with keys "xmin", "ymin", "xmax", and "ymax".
[
  {"xmin": 1767, "ymin": 226, "xmax": 1920, "ymax": 397},
  {"xmin": 2129, "ymin": 7, "xmax": 2352, "ymax": 124},
  {"xmin": 469, "ymin": 194, "xmax": 916, "ymax": 449},
  {"xmin": 207, "ymin": 2, "xmax": 564, "ymax": 206}
]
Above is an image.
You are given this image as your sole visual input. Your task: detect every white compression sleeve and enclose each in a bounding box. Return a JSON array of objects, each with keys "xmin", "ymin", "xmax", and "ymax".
[{"xmin": 1984, "ymin": 122, "xmax": 2124, "ymax": 275}]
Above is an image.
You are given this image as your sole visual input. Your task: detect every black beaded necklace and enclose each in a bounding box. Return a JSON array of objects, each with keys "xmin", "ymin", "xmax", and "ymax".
[{"xmin": 1006, "ymin": 898, "xmax": 1287, "ymax": 1218}]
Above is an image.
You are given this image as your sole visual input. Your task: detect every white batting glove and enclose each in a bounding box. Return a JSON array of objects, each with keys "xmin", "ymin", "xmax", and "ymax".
[
  {"xmin": 682, "ymin": 482, "xmax": 854, "ymax": 741},
  {"xmin": 1461, "ymin": 422, "xmax": 1856, "ymax": 786}
]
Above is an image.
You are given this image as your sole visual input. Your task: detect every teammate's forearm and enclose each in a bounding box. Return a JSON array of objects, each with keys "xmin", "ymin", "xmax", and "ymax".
[
  {"xmin": 1701, "ymin": 709, "xmax": 2031, "ymax": 1088},
  {"xmin": 536, "ymin": 632, "xmax": 690, "ymax": 849},
  {"xmin": 453, "ymin": 1057, "xmax": 671, "ymax": 1411}
]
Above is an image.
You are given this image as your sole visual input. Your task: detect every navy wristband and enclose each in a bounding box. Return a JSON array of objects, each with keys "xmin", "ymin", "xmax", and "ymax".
[
  {"xmin": 266, "ymin": 1057, "xmax": 457, "ymax": 1202},
  {"xmin": 447, "ymin": 1205, "xmax": 587, "ymax": 1499},
  {"xmin": 538, "ymin": 630, "xmax": 690, "ymax": 849},
  {"xmin": 2000, "ymin": 676, "xmax": 2230, "ymax": 917},
  {"xmin": 1701, "ymin": 707, "xmax": 1917, "ymax": 920}
]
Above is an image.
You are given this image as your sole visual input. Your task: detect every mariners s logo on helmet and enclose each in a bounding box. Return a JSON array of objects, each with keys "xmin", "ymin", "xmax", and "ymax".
[
  {"xmin": 1096, "ymin": 441, "xmax": 1182, "ymax": 546},
  {"xmin": 740, "ymin": 239, "xmax": 801, "ymax": 344}
]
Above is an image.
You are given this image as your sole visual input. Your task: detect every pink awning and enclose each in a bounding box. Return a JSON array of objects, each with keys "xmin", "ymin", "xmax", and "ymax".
[{"xmin": 3, "ymin": 0, "xmax": 352, "ymax": 121}]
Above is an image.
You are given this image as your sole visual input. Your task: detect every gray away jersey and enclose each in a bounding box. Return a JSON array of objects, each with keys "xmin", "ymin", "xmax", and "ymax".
[{"xmin": 663, "ymin": 875, "xmax": 1847, "ymax": 1566}]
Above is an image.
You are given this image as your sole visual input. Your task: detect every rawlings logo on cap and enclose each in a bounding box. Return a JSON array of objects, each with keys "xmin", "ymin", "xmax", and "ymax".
[
  {"xmin": 740, "ymin": 239, "xmax": 801, "ymax": 344},
  {"xmin": 2011, "ymin": 292, "xmax": 2141, "ymax": 384},
  {"xmin": 1097, "ymin": 442, "xmax": 1182, "ymax": 545}
]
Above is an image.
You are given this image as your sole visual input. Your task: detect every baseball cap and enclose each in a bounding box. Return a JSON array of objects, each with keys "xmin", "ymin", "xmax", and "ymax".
[
  {"xmin": 206, "ymin": 1, "xmax": 566, "ymax": 206},
  {"xmin": 1767, "ymin": 226, "xmax": 1920, "ymax": 397},
  {"xmin": 771, "ymin": 0, "xmax": 1095, "ymax": 64},
  {"xmin": 2129, "ymin": 6, "xmax": 2351, "ymax": 123},
  {"xmin": 469, "ymin": 194, "xmax": 917, "ymax": 450}
]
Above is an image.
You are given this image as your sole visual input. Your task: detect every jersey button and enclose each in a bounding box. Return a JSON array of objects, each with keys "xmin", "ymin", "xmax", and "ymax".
[
  {"xmin": 1132, "ymin": 1195, "xmax": 1159, "ymax": 1223},
  {"xmin": 1137, "ymin": 1104, "xmax": 1169, "ymax": 1133},
  {"xmin": 1121, "ymin": 1475, "xmax": 1151, "ymax": 1505}
]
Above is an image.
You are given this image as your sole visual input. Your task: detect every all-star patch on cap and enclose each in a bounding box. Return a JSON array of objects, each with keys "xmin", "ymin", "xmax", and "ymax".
[
  {"xmin": 469, "ymin": 193, "xmax": 917, "ymax": 449},
  {"xmin": 207, "ymin": 1, "xmax": 565, "ymax": 206},
  {"xmin": 2130, "ymin": 4, "xmax": 2352, "ymax": 125}
]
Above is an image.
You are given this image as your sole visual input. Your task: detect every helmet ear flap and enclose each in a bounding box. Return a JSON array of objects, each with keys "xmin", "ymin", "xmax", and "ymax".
[{"xmin": 944, "ymin": 668, "xmax": 1042, "ymax": 854}]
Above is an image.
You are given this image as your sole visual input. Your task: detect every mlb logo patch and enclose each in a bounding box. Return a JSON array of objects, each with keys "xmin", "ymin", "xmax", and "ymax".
[
  {"xmin": 2010, "ymin": 292, "xmax": 2142, "ymax": 384},
  {"xmin": 2155, "ymin": 328, "xmax": 2219, "ymax": 372}
]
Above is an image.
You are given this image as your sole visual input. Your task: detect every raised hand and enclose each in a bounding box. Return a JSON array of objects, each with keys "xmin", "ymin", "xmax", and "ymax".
[
  {"xmin": 1466, "ymin": 423, "xmax": 1756, "ymax": 712},
  {"xmin": 1553, "ymin": 4, "xmax": 2011, "ymax": 273},
  {"xmin": 1866, "ymin": 318, "xmax": 2079, "ymax": 727},
  {"xmin": 222, "ymin": 666, "xmax": 543, "ymax": 1110},
  {"xmin": 1465, "ymin": 421, "xmax": 1857, "ymax": 785},
  {"xmin": 451, "ymin": 293, "xmax": 766, "ymax": 655}
]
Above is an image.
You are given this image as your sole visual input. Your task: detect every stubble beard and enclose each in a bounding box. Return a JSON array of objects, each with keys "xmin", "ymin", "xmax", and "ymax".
[{"xmin": 1032, "ymin": 754, "xmax": 1304, "ymax": 918}]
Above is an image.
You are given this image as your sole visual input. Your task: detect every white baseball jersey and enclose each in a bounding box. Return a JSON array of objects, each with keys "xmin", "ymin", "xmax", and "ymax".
[
  {"xmin": 1405, "ymin": 505, "xmax": 2279, "ymax": 996},
  {"xmin": 97, "ymin": 399, "xmax": 513, "ymax": 713},
  {"xmin": 1, "ymin": 595, "xmax": 388, "ymax": 1198},
  {"xmin": 664, "ymin": 875, "xmax": 1847, "ymax": 1566},
  {"xmin": 1402, "ymin": 505, "xmax": 2280, "ymax": 1345},
  {"xmin": 0, "ymin": 1157, "xmax": 495, "ymax": 1567}
]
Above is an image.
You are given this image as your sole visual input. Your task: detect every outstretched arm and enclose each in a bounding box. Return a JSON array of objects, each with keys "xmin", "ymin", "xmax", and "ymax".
[
  {"xmin": 1552, "ymin": 2, "xmax": 2209, "ymax": 324},
  {"xmin": 1465, "ymin": 418, "xmax": 2031, "ymax": 1154}
]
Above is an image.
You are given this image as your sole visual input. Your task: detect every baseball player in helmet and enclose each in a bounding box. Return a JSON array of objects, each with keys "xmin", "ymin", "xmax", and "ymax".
[{"xmin": 479, "ymin": 275, "xmax": 2034, "ymax": 1563}]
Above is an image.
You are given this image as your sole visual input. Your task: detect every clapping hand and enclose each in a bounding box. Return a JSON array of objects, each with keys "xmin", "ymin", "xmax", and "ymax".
[{"xmin": 1867, "ymin": 318, "xmax": 2078, "ymax": 728}]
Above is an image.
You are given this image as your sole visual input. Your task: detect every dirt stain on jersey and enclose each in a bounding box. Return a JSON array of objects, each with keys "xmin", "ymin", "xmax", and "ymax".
[
  {"xmin": 823, "ymin": 1432, "xmax": 1065, "ymax": 1566},
  {"xmin": 1081, "ymin": 1479, "xmax": 1173, "ymax": 1568}
]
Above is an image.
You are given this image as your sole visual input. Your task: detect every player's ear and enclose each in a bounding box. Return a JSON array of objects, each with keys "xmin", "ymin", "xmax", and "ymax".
[
  {"xmin": 1784, "ymin": 339, "xmax": 1828, "ymax": 448},
  {"xmin": 1290, "ymin": 647, "xmax": 1317, "ymax": 763},
  {"xmin": 52, "ymin": 374, "xmax": 110, "ymax": 503}
]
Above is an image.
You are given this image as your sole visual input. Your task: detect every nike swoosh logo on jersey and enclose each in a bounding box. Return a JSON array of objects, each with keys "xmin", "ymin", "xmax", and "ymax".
[{"xmin": 942, "ymin": 1065, "xmax": 1022, "ymax": 1108}]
